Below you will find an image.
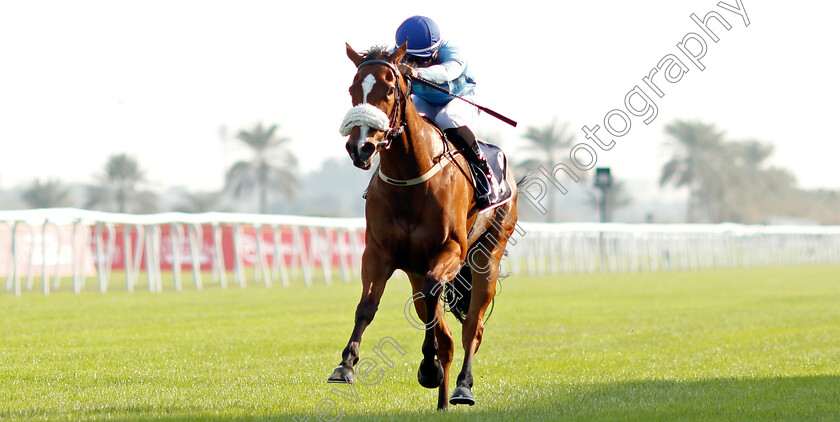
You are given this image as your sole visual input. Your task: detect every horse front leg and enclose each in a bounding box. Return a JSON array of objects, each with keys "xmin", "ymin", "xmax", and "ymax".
[
  {"xmin": 416, "ymin": 241, "xmax": 461, "ymax": 410},
  {"xmin": 328, "ymin": 247, "xmax": 394, "ymax": 384}
]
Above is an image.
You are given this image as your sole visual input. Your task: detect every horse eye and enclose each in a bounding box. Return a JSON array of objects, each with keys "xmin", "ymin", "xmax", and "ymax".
[{"xmin": 388, "ymin": 87, "xmax": 396, "ymax": 96}]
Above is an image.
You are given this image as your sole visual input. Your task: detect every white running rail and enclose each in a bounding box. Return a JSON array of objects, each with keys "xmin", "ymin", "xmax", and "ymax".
[{"xmin": 2, "ymin": 208, "xmax": 839, "ymax": 296}]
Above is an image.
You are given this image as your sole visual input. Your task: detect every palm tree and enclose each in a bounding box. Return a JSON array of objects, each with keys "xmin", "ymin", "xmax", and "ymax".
[
  {"xmin": 86, "ymin": 153, "xmax": 158, "ymax": 213},
  {"xmin": 585, "ymin": 179, "xmax": 634, "ymax": 222},
  {"xmin": 517, "ymin": 119, "xmax": 578, "ymax": 222},
  {"xmin": 22, "ymin": 178, "xmax": 74, "ymax": 208},
  {"xmin": 659, "ymin": 120, "xmax": 726, "ymax": 223},
  {"xmin": 733, "ymin": 140, "xmax": 775, "ymax": 171},
  {"xmin": 225, "ymin": 122, "xmax": 298, "ymax": 214}
]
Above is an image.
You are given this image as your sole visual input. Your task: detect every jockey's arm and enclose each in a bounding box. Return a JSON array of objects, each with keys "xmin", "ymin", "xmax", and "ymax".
[{"xmin": 415, "ymin": 42, "xmax": 467, "ymax": 84}]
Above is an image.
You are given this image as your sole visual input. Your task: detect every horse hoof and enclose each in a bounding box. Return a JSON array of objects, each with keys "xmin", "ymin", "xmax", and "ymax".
[
  {"xmin": 327, "ymin": 365, "xmax": 355, "ymax": 384},
  {"xmin": 417, "ymin": 358, "xmax": 444, "ymax": 389},
  {"xmin": 449, "ymin": 386, "xmax": 476, "ymax": 406}
]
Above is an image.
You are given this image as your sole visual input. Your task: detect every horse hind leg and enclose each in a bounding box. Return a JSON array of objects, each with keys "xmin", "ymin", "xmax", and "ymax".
[
  {"xmin": 449, "ymin": 269, "xmax": 491, "ymax": 406},
  {"xmin": 450, "ymin": 239, "xmax": 506, "ymax": 406}
]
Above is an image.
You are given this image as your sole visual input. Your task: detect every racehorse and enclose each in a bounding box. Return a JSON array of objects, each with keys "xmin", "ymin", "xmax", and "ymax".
[{"xmin": 328, "ymin": 42, "xmax": 519, "ymax": 411}]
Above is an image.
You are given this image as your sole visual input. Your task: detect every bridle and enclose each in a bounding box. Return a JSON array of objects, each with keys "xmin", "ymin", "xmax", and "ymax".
[
  {"xmin": 351, "ymin": 59, "xmax": 462, "ymax": 187},
  {"xmin": 355, "ymin": 59, "xmax": 409, "ymax": 150}
]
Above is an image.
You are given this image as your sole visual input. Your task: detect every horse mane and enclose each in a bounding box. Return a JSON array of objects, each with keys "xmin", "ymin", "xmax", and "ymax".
[{"xmin": 362, "ymin": 45, "xmax": 393, "ymax": 60}]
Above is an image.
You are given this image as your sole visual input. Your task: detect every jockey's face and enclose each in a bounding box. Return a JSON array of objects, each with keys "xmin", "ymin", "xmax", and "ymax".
[{"xmin": 404, "ymin": 51, "xmax": 438, "ymax": 67}]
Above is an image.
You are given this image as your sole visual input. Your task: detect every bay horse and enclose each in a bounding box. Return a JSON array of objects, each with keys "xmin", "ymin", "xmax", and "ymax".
[{"xmin": 328, "ymin": 42, "xmax": 519, "ymax": 411}]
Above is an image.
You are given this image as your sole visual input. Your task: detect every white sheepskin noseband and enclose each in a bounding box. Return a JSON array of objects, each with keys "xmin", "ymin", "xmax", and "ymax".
[{"xmin": 339, "ymin": 103, "xmax": 390, "ymax": 136}]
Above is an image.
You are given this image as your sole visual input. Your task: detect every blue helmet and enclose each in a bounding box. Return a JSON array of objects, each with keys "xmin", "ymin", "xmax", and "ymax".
[{"xmin": 395, "ymin": 16, "xmax": 441, "ymax": 58}]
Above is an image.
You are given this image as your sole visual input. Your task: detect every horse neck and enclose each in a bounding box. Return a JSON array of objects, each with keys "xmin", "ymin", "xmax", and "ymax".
[{"xmin": 378, "ymin": 100, "xmax": 441, "ymax": 181}]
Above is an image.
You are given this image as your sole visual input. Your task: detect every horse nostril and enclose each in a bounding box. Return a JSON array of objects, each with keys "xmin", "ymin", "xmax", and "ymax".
[{"xmin": 360, "ymin": 143, "xmax": 375, "ymax": 155}]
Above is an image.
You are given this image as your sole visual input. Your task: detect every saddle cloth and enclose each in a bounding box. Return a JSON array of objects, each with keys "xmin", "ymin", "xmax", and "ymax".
[{"xmin": 472, "ymin": 140, "xmax": 513, "ymax": 211}]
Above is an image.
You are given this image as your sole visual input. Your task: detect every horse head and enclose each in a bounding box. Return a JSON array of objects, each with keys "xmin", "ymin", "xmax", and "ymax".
[{"xmin": 341, "ymin": 43, "xmax": 409, "ymax": 170}]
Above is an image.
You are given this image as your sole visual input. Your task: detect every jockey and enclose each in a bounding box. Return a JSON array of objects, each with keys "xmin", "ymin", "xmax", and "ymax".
[{"xmin": 394, "ymin": 15, "xmax": 499, "ymax": 210}]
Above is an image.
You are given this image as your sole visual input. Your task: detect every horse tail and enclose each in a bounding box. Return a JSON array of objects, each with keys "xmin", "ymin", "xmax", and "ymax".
[{"xmin": 444, "ymin": 264, "xmax": 472, "ymax": 324}]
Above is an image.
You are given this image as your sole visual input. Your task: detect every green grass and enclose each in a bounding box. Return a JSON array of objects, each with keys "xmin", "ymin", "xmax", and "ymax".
[{"xmin": 2, "ymin": 266, "xmax": 840, "ymax": 421}]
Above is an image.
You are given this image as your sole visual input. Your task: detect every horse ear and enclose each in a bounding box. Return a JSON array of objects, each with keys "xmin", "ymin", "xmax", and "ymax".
[
  {"xmin": 346, "ymin": 43, "xmax": 365, "ymax": 67},
  {"xmin": 389, "ymin": 41, "xmax": 407, "ymax": 64}
]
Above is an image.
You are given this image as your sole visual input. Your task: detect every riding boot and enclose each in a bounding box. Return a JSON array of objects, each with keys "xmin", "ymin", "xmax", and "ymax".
[
  {"xmin": 444, "ymin": 127, "xmax": 499, "ymax": 210},
  {"xmin": 468, "ymin": 142, "xmax": 500, "ymax": 208}
]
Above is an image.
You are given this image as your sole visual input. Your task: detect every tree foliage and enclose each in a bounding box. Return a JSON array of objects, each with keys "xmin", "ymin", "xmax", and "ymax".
[
  {"xmin": 174, "ymin": 191, "xmax": 226, "ymax": 213},
  {"xmin": 225, "ymin": 122, "xmax": 298, "ymax": 214},
  {"xmin": 517, "ymin": 119, "xmax": 578, "ymax": 222},
  {"xmin": 86, "ymin": 153, "xmax": 158, "ymax": 213},
  {"xmin": 659, "ymin": 119, "xmax": 827, "ymax": 223},
  {"xmin": 22, "ymin": 178, "xmax": 74, "ymax": 208}
]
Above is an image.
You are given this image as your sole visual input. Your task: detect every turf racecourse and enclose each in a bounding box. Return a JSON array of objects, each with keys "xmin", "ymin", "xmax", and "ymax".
[{"xmin": 2, "ymin": 266, "xmax": 839, "ymax": 421}]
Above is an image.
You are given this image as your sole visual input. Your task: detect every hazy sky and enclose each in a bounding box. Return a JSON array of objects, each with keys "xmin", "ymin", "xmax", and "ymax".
[{"xmin": 1, "ymin": 0, "xmax": 837, "ymax": 199}]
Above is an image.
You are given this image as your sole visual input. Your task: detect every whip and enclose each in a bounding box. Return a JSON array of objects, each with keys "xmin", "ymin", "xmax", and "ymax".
[{"xmin": 407, "ymin": 75, "xmax": 518, "ymax": 127}]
